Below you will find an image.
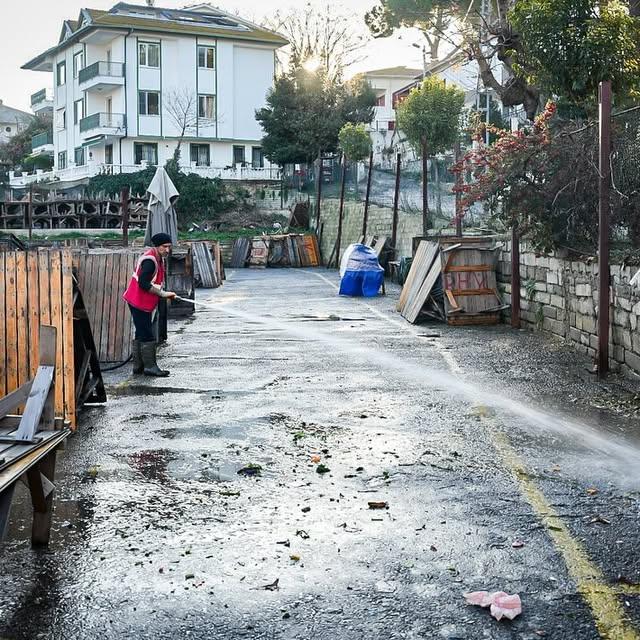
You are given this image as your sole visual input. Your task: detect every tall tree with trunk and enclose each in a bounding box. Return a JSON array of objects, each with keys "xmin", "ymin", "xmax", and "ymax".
[
  {"xmin": 510, "ymin": 0, "xmax": 640, "ymax": 110},
  {"xmin": 265, "ymin": 2, "xmax": 368, "ymax": 82},
  {"xmin": 256, "ymin": 67, "xmax": 375, "ymax": 166},
  {"xmin": 366, "ymin": 0, "xmax": 542, "ymax": 118},
  {"xmin": 396, "ymin": 76, "xmax": 465, "ymax": 234},
  {"xmin": 165, "ymin": 89, "xmax": 199, "ymax": 163},
  {"xmin": 338, "ymin": 123, "xmax": 373, "ymax": 197}
]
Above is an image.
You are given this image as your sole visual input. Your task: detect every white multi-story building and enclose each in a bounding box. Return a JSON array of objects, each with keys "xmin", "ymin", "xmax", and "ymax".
[
  {"xmin": 13, "ymin": 1, "xmax": 287, "ymax": 187},
  {"xmin": 361, "ymin": 66, "xmax": 422, "ymax": 167}
]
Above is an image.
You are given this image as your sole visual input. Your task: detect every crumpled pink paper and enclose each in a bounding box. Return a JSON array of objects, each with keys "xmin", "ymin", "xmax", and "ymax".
[{"xmin": 464, "ymin": 591, "xmax": 522, "ymax": 621}]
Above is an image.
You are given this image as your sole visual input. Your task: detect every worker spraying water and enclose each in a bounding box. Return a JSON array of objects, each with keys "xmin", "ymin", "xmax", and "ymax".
[{"xmin": 123, "ymin": 233, "xmax": 177, "ymax": 377}]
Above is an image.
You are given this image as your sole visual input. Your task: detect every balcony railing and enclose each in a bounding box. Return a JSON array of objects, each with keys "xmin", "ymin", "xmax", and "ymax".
[
  {"xmin": 78, "ymin": 61, "xmax": 125, "ymax": 84},
  {"xmin": 30, "ymin": 89, "xmax": 48, "ymax": 106},
  {"xmin": 31, "ymin": 131, "xmax": 54, "ymax": 148},
  {"xmin": 79, "ymin": 112, "xmax": 126, "ymax": 133}
]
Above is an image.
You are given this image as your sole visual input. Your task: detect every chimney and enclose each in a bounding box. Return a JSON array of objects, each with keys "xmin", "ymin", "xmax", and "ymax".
[{"xmin": 146, "ymin": 0, "xmax": 155, "ymax": 5}]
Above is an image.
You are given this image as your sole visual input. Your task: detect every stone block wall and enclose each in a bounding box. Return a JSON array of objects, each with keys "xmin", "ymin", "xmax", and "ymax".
[
  {"xmin": 317, "ymin": 198, "xmax": 422, "ymax": 260},
  {"xmin": 497, "ymin": 242, "xmax": 640, "ymax": 377}
]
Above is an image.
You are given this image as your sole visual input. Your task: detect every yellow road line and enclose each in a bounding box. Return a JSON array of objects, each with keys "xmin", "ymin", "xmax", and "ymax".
[
  {"xmin": 309, "ymin": 271, "xmax": 639, "ymax": 637},
  {"xmin": 491, "ymin": 429, "xmax": 639, "ymax": 640}
]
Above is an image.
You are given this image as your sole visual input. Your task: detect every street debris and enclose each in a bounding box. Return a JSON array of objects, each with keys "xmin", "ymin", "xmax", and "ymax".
[
  {"xmin": 316, "ymin": 464, "xmax": 330, "ymax": 474},
  {"xmin": 589, "ymin": 515, "xmax": 611, "ymax": 525},
  {"xmin": 310, "ymin": 454, "xmax": 321, "ymax": 463},
  {"xmin": 464, "ymin": 591, "xmax": 523, "ymax": 621},
  {"xmin": 237, "ymin": 463, "xmax": 262, "ymax": 477},
  {"xmin": 296, "ymin": 530, "xmax": 310, "ymax": 539},
  {"xmin": 257, "ymin": 579, "xmax": 280, "ymax": 591},
  {"xmin": 512, "ymin": 540, "xmax": 525, "ymax": 548},
  {"xmin": 368, "ymin": 501, "xmax": 389, "ymax": 510}
]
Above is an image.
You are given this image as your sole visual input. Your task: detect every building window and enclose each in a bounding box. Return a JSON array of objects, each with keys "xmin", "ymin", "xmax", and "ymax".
[
  {"xmin": 138, "ymin": 42, "xmax": 160, "ymax": 68},
  {"xmin": 388, "ymin": 120, "xmax": 395, "ymax": 131},
  {"xmin": 134, "ymin": 142, "xmax": 158, "ymax": 165},
  {"xmin": 56, "ymin": 108, "xmax": 66, "ymax": 130},
  {"xmin": 73, "ymin": 51, "xmax": 84, "ymax": 78},
  {"xmin": 198, "ymin": 46, "xmax": 215, "ymax": 69},
  {"xmin": 233, "ymin": 145, "xmax": 245, "ymax": 166},
  {"xmin": 74, "ymin": 147, "xmax": 85, "ymax": 166},
  {"xmin": 190, "ymin": 143, "xmax": 210, "ymax": 166},
  {"xmin": 251, "ymin": 147, "xmax": 264, "ymax": 169},
  {"xmin": 375, "ymin": 94, "xmax": 386, "ymax": 107},
  {"xmin": 58, "ymin": 151, "xmax": 67, "ymax": 170},
  {"xmin": 56, "ymin": 61, "xmax": 66, "ymax": 86},
  {"xmin": 198, "ymin": 95, "xmax": 215, "ymax": 120},
  {"xmin": 73, "ymin": 99, "xmax": 84, "ymax": 125},
  {"xmin": 138, "ymin": 91, "xmax": 160, "ymax": 116}
]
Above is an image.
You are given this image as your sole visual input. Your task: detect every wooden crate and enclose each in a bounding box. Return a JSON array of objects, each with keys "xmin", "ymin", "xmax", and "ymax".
[
  {"xmin": 0, "ymin": 251, "xmax": 76, "ymax": 425},
  {"xmin": 441, "ymin": 244, "xmax": 504, "ymax": 326}
]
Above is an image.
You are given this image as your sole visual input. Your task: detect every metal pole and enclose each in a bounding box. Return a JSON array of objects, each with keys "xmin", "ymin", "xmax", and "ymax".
[
  {"xmin": 391, "ymin": 152, "xmax": 401, "ymax": 259},
  {"xmin": 598, "ymin": 80, "xmax": 612, "ymax": 378},
  {"xmin": 454, "ymin": 140, "xmax": 463, "ymax": 237},
  {"xmin": 315, "ymin": 152, "xmax": 323, "ymax": 232},
  {"xmin": 335, "ymin": 154, "xmax": 347, "ymax": 269},
  {"xmin": 362, "ymin": 149, "xmax": 374, "ymax": 238},
  {"xmin": 511, "ymin": 223, "xmax": 521, "ymax": 329},
  {"xmin": 121, "ymin": 186, "xmax": 130, "ymax": 247},
  {"xmin": 28, "ymin": 183, "xmax": 34, "ymax": 241},
  {"xmin": 422, "ymin": 140, "xmax": 429, "ymax": 237}
]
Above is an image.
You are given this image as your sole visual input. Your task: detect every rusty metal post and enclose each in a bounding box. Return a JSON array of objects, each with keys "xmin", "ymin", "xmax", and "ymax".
[
  {"xmin": 362, "ymin": 149, "xmax": 374, "ymax": 238},
  {"xmin": 454, "ymin": 140, "xmax": 463, "ymax": 237},
  {"xmin": 422, "ymin": 139, "xmax": 429, "ymax": 236},
  {"xmin": 598, "ymin": 80, "xmax": 612, "ymax": 378},
  {"xmin": 335, "ymin": 154, "xmax": 347, "ymax": 269},
  {"xmin": 121, "ymin": 186, "xmax": 130, "ymax": 247},
  {"xmin": 511, "ymin": 223, "xmax": 521, "ymax": 329},
  {"xmin": 391, "ymin": 153, "xmax": 401, "ymax": 260},
  {"xmin": 315, "ymin": 152, "xmax": 323, "ymax": 232}
]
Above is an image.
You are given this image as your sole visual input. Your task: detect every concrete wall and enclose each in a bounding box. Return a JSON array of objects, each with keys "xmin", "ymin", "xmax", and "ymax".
[
  {"xmin": 317, "ymin": 198, "xmax": 422, "ymax": 261},
  {"xmin": 497, "ymin": 242, "xmax": 640, "ymax": 377}
]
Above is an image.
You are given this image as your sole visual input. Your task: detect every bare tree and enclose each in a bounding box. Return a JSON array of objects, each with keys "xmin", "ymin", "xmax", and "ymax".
[
  {"xmin": 165, "ymin": 88, "xmax": 198, "ymax": 162},
  {"xmin": 264, "ymin": 2, "xmax": 369, "ymax": 80}
]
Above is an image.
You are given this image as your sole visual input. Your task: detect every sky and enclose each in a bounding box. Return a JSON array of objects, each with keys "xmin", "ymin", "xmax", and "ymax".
[{"xmin": 0, "ymin": 0, "xmax": 426, "ymax": 113}]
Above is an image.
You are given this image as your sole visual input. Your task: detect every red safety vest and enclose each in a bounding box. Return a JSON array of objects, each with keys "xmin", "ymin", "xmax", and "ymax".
[{"xmin": 123, "ymin": 249, "xmax": 165, "ymax": 312}]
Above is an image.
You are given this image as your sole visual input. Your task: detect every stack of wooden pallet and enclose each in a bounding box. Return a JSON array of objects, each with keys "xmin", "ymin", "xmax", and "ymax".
[
  {"xmin": 397, "ymin": 238, "xmax": 507, "ymax": 325},
  {"xmin": 190, "ymin": 242, "xmax": 223, "ymax": 288},
  {"xmin": 396, "ymin": 241, "xmax": 442, "ymax": 324},
  {"xmin": 230, "ymin": 234, "xmax": 320, "ymax": 268}
]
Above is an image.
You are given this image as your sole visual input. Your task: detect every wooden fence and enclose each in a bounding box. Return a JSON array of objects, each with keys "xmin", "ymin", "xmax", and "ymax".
[
  {"xmin": 0, "ymin": 251, "xmax": 76, "ymax": 425},
  {"xmin": 75, "ymin": 251, "xmax": 138, "ymax": 363}
]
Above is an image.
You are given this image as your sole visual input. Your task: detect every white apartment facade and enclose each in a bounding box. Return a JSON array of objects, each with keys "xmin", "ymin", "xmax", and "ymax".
[
  {"xmin": 361, "ymin": 66, "xmax": 422, "ymax": 168},
  {"xmin": 13, "ymin": 2, "xmax": 287, "ymax": 187}
]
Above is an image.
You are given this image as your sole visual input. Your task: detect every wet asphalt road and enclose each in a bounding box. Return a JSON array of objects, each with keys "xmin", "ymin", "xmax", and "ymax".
[{"xmin": 1, "ymin": 267, "xmax": 640, "ymax": 640}]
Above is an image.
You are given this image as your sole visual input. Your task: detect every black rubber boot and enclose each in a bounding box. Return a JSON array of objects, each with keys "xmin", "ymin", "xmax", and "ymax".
[
  {"xmin": 140, "ymin": 341, "xmax": 170, "ymax": 377},
  {"xmin": 132, "ymin": 340, "xmax": 144, "ymax": 374}
]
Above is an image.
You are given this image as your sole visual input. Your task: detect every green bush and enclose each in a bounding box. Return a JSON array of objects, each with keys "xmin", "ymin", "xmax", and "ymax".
[{"xmin": 86, "ymin": 162, "xmax": 251, "ymax": 228}]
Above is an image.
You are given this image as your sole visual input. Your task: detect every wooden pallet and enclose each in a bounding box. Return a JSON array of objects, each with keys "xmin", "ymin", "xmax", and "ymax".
[{"xmin": 75, "ymin": 250, "xmax": 138, "ymax": 363}]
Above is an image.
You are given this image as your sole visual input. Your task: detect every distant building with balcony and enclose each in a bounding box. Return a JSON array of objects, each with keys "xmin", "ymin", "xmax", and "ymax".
[
  {"xmin": 361, "ymin": 67, "xmax": 422, "ymax": 167},
  {"xmin": 0, "ymin": 100, "xmax": 34, "ymax": 145},
  {"xmin": 30, "ymin": 88, "xmax": 54, "ymax": 116},
  {"xmin": 13, "ymin": 1, "xmax": 287, "ymax": 187}
]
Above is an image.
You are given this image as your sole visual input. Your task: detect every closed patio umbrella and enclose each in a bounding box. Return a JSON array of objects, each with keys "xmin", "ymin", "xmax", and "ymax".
[{"xmin": 143, "ymin": 166, "xmax": 179, "ymax": 246}]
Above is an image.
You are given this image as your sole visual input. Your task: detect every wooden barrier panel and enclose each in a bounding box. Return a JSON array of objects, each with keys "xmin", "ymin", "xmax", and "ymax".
[
  {"xmin": 75, "ymin": 251, "xmax": 138, "ymax": 363},
  {"xmin": 0, "ymin": 251, "xmax": 76, "ymax": 426}
]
